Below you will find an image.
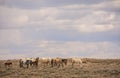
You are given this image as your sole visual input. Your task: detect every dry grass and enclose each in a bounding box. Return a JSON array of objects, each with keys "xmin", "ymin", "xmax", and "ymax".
[{"xmin": 0, "ymin": 58, "xmax": 120, "ymax": 78}]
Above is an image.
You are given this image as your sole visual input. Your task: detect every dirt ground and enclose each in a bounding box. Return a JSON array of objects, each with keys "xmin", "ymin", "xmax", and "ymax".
[{"xmin": 0, "ymin": 58, "xmax": 120, "ymax": 78}]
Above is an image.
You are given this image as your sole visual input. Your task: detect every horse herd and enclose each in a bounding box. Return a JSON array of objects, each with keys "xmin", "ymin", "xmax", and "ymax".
[{"xmin": 4, "ymin": 57, "xmax": 85, "ymax": 69}]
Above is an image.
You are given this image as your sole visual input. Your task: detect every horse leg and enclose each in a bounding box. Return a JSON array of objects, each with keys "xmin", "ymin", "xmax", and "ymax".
[
  {"xmin": 26, "ymin": 60, "xmax": 30, "ymax": 68},
  {"xmin": 20, "ymin": 62, "xmax": 23, "ymax": 68},
  {"xmin": 51, "ymin": 60, "xmax": 53, "ymax": 67},
  {"xmin": 8, "ymin": 64, "xmax": 10, "ymax": 68},
  {"xmin": 79, "ymin": 62, "xmax": 82, "ymax": 68},
  {"xmin": 34, "ymin": 62, "xmax": 38, "ymax": 68},
  {"xmin": 61, "ymin": 61, "xmax": 64, "ymax": 67},
  {"xmin": 35, "ymin": 62, "xmax": 37, "ymax": 67},
  {"xmin": 10, "ymin": 63, "xmax": 12, "ymax": 68},
  {"xmin": 57, "ymin": 62, "xmax": 60, "ymax": 68},
  {"xmin": 30, "ymin": 61, "xmax": 32, "ymax": 67},
  {"xmin": 21, "ymin": 64, "xmax": 23, "ymax": 68},
  {"xmin": 64, "ymin": 62, "xmax": 66, "ymax": 66},
  {"xmin": 5, "ymin": 64, "xmax": 7, "ymax": 68},
  {"xmin": 61, "ymin": 63, "xmax": 64, "ymax": 67},
  {"xmin": 72, "ymin": 62, "xmax": 75, "ymax": 67},
  {"xmin": 27, "ymin": 64, "xmax": 29, "ymax": 68}
]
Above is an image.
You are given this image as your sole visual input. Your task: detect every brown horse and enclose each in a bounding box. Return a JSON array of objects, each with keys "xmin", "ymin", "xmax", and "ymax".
[{"xmin": 4, "ymin": 60, "xmax": 12, "ymax": 68}]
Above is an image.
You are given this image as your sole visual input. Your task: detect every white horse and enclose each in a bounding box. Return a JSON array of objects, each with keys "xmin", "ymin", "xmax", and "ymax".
[
  {"xmin": 19, "ymin": 58, "xmax": 31, "ymax": 68},
  {"xmin": 40, "ymin": 58, "xmax": 52, "ymax": 67},
  {"xmin": 71, "ymin": 58, "xmax": 83, "ymax": 67},
  {"xmin": 19, "ymin": 57, "xmax": 39, "ymax": 68}
]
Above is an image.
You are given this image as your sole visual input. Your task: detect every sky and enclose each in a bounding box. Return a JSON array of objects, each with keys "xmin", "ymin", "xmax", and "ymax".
[{"xmin": 0, "ymin": 0, "xmax": 120, "ymax": 59}]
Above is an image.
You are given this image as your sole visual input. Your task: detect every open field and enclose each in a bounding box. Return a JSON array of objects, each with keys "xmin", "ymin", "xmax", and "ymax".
[{"xmin": 0, "ymin": 58, "xmax": 120, "ymax": 78}]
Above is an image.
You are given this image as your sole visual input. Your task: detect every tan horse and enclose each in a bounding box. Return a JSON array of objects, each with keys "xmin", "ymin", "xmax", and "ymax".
[{"xmin": 51, "ymin": 57, "xmax": 63, "ymax": 67}]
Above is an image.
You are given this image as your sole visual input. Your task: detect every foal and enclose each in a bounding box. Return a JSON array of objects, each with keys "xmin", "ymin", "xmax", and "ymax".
[{"xmin": 4, "ymin": 60, "xmax": 12, "ymax": 68}]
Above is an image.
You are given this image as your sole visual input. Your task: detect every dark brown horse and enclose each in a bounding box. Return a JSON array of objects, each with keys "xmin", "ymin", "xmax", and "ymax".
[
  {"xmin": 4, "ymin": 60, "xmax": 12, "ymax": 68},
  {"xmin": 62, "ymin": 58, "xmax": 68, "ymax": 66}
]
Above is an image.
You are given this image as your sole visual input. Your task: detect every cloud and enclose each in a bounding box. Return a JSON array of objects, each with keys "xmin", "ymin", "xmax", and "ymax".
[
  {"xmin": 0, "ymin": 49, "xmax": 10, "ymax": 55},
  {"xmin": 0, "ymin": 40, "xmax": 120, "ymax": 59},
  {"xmin": 0, "ymin": 0, "xmax": 120, "ymax": 59},
  {"xmin": 0, "ymin": 4, "xmax": 119, "ymax": 41},
  {"xmin": 0, "ymin": 54, "xmax": 26, "ymax": 60},
  {"xmin": 0, "ymin": 49, "xmax": 26, "ymax": 60},
  {"xmin": 23, "ymin": 40, "xmax": 120, "ymax": 58},
  {"xmin": 75, "ymin": 24, "xmax": 114, "ymax": 33},
  {"xmin": 0, "ymin": 2, "xmax": 119, "ymax": 33},
  {"xmin": 0, "ymin": 29, "xmax": 24, "ymax": 46},
  {"xmin": 0, "ymin": 6, "xmax": 29, "ymax": 28},
  {"xmin": 0, "ymin": 0, "xmax": 107, "ymax": 9}
]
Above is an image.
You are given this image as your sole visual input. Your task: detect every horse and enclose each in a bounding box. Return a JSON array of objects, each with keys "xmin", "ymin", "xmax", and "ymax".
[
  {"xmin": 62, "ymin": 58, "xmax": 68, "ymax": 66},
  {"xmin": 4, "ymin": 60, "xmax": 12, "ymax": 68},
  {"xmin": 70, "ymin": 58, "xmax": 83, "ymax": 67},
  {"xmin": 51, "ymin": 57, "xmax": 64, "ymax": 68},
  {"xmin": 19, "ymin": 58, "xmax": 31, "ymax": 68},
  {"xmin": 30, "ymin": 57, "xmax": 39, "ymax": 67},
  {"xmin": 40, "ymin": 58, "xmax": 51, "ymax": 67},
  {"xmin": 20, "ymin": 57, "xmax": 39, "ymax": 68}
]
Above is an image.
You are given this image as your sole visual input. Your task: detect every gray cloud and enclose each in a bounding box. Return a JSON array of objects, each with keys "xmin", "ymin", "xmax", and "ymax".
[
  {"xmin": 0, "ymin": 0, "xmax": 116, "ymax": 9},
  {"xmin": 0, "ymin": 0, "xmax": 120, "ymax": 59}
]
